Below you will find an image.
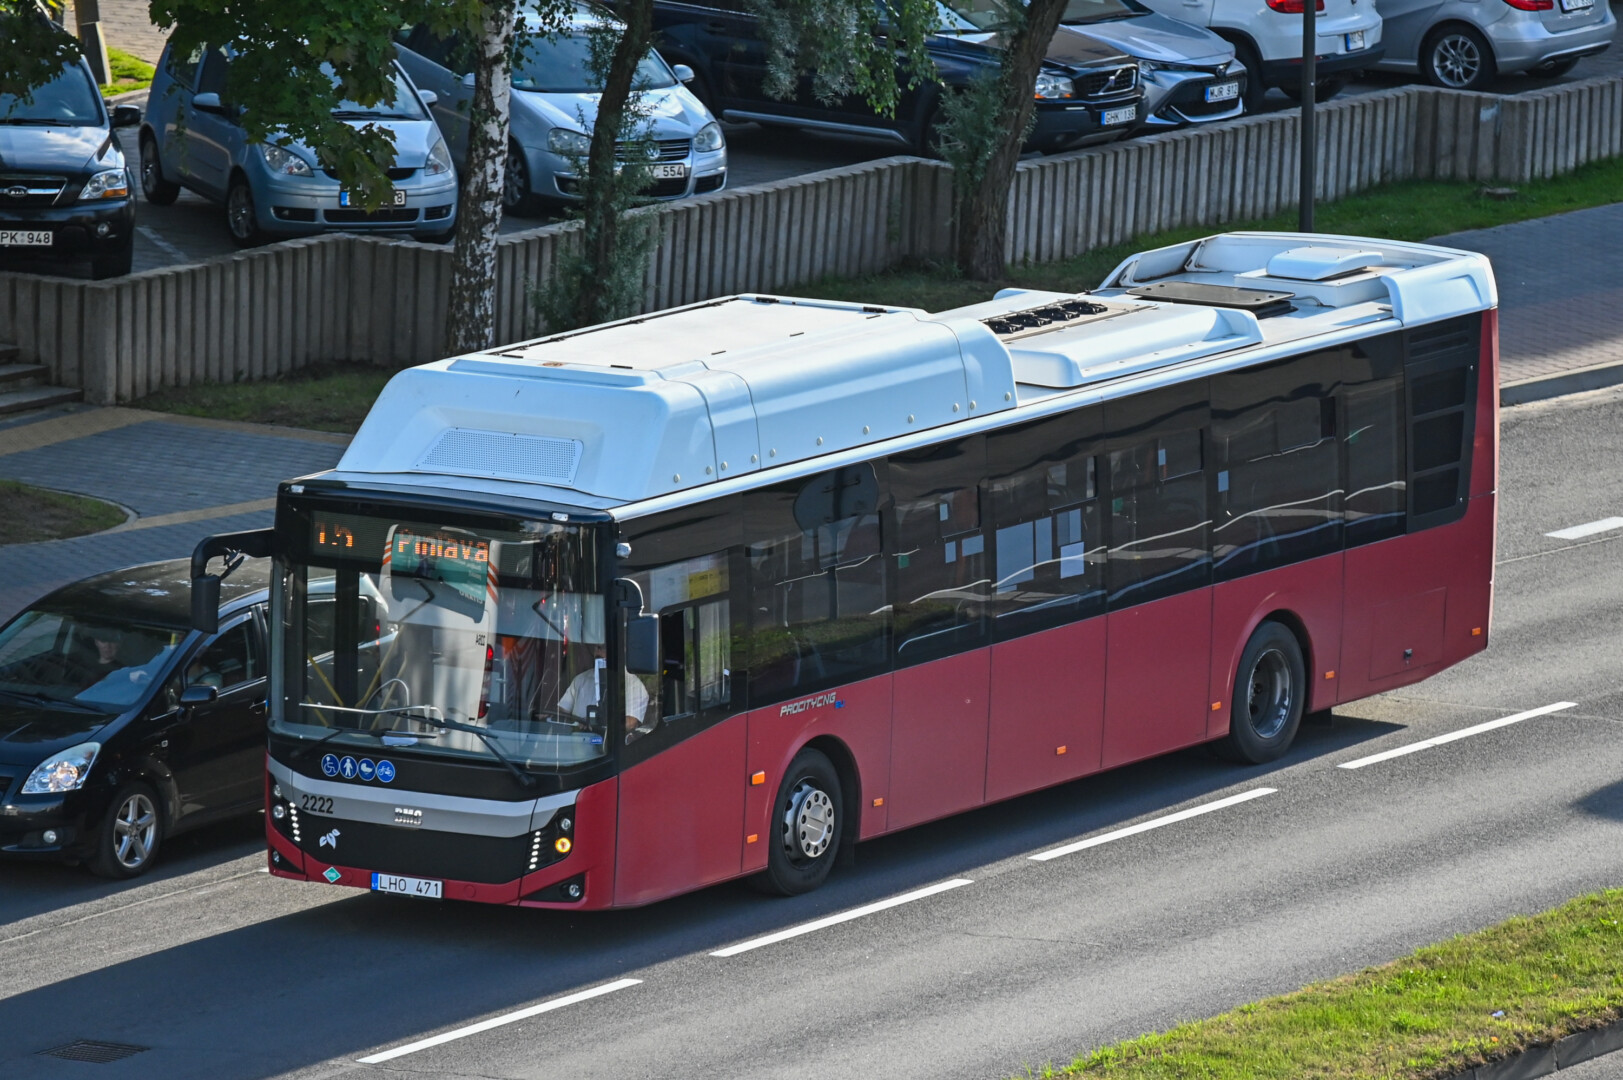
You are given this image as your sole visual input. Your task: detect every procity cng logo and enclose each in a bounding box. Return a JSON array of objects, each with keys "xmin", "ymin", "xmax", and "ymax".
[{"xmin": 779, "ymin": 691, "xmax": 843, "ymax": 717}]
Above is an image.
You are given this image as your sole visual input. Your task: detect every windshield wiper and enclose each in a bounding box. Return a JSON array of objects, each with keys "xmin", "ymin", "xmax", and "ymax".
[
  {"xmin": 0, "ymin": 117, "xmax": 79, "ymax": 125},
  {"xmin": 406, "ymin": 713, "xmax": 539, "ymax": 790},
  {"xmin": 0, "ymin": 687, "xmax": 102, "ymax": 713},
  {"xmin": 331, "ymin": 110, "xmax": 418, "ymax": 120}
]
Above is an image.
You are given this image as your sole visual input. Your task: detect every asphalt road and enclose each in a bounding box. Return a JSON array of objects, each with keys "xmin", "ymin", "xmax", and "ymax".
[{"xmin": 1, "ymin": 382, "xmax": 1621, "ymax": 1079}]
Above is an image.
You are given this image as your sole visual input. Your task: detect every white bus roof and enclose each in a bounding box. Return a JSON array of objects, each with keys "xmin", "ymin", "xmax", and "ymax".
[{"xmin": 326, "ymin": 232, "xmax": 1495, "ymax": 514}]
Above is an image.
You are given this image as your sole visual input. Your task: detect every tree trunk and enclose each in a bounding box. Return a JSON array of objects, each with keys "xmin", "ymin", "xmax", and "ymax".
[
  {"xmin": 955, "ymin": 0, "xmax": 1069, "ymax": 281},
  {"xmin": 444, "ymin": 0, "xmax": 516, "ymax": 356},
  {"xmin": 569, "ymin": 0, "xmax": 654, "ymax": 330}
]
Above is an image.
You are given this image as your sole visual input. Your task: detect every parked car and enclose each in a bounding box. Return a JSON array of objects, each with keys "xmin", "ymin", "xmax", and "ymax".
[
  {"xmin": 141, "ymin": 44, "xmax": 458, "ymax": 246},
  {"xmin": 0, "ymin": 558, "xmax": 270, "ymax": 878},
  {"xmin": 1371, "ymin": 0, "xmax": 1614, "ymax": 89},
  {"xmin": 395, "ymin": 2, "xmax": 728, "ymax": 216},
  {"xmin": 1056, "ymin": 0, "xmax": 1248, "ymax": 130},
  {"xmin": 0, "ymin": 19, "xmax": 139, "ymax": 279},
  {"xmin": 1130, "ymin": 0, "xmax": 1384, "ymax": 110},
  {"xmin": 638, "ymin": 0, "xmax": 1142, "ymax": 155}
]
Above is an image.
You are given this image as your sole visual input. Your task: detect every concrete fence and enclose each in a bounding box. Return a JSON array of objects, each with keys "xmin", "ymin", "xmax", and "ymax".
[{"xmin": 3, "ymin": 75, "xmax": 1620, "ymax": 403}]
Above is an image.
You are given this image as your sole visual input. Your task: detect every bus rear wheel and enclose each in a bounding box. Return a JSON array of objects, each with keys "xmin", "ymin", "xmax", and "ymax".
[
  {"xmin": 1222, "ymin": 621, "xmax": 1305, "ymax": 764},
  {"xmin": 755, "ymin": 748, "xmax": 842, "ymax": 896}
]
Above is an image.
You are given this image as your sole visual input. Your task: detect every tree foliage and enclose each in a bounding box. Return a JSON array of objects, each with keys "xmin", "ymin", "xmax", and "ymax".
[
  {"xmin": 749, "ymin": 0, "xmax": 937, "ymax": 117},
  {"xmin": 0, "ymin": 1, "xmax": 86, "ymax": 106}
]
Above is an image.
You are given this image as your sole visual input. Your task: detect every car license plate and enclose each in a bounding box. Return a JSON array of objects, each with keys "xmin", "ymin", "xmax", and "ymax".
[
  {"xmin": 650, "ymin": 163, "xmax": 686, "ymax": 180},
  {"xmin": 339, "ymin": 189, "xmax": 408, "ymax": 208},
  {"xmin": 1561, "ymin": 0, "xmax": 1593, "ymax": 11},
  {"xmin": 0, "ymin": 230, "xmax": 52, "ymax": 247},
  {"xmin": 1205, "ymin": 81, "xmax": 1240, "ymax": 103},
  {"xmin": 372, "ymin": 872, "xmax": 442, "ymax": 899},
  {"xmin": 1102, "ymin": 105, "xmax": 1137, "ymax": 126},
  {"xmin": 1345, "ymin": 30, "xmax": 1366, "ymax": 51}
]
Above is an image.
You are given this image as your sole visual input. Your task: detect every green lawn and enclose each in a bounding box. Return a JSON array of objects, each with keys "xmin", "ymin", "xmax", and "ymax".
[
  {"xmin": 98, "ymin": 47, "xmax": 154, "ymax": 97},
  {"xmin": 0, "ymin": 479, "xmax": 126, "ymax": 545},
  {"xmin": 1036, "ymin": 888, "xmax": 1623, "ymax": 1080},
  {"xmin": 134, "ymin": 365, "xmax": 392, "ymax": 434}
]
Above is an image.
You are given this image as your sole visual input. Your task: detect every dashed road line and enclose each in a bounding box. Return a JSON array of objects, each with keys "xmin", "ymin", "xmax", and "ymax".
[
  {"xmin": 1546, "ymin": 517, "xmax": 1623, "ymax": 541},
  {"xmin": 356, "ymin": 979, "xmax": 642, "ymax": 1064},
  {"xmin": 1028, "ymin": 788, "xmax": 1277, "ymax": 863},
  {"xmin": 710, "ymin": 878, "xmax": 975, "ymax": 957},
  {"xmin": 1338, "ymin": 702, "xmax": 1578, "ymax": 770}
]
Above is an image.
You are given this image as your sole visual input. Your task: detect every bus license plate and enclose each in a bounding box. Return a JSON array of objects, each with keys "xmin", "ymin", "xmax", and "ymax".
[
  {"xmin": 0, "ymin": 230, "xmax": 52, "ymax": 247},
  {"xmin": 339, "ymin": 189, "xmax": 408, "ymax": 208},
  {"xmin": 1102, "ymin": 105, "xmax": 1137, "ymax": 126},
  {"xmin": 651, "ymin": 163, "xmax": 686, "ymax": 179},
  {"xmin": 1205, "ymin": 81, "xmax": 1239, "ymax": 103},
  {"xmin": 372, "ymin": 872, "xmax": 442, "ymax": 899},
  {"xmin": 1345, "ymin": 30, "xmax": 1366, "ymax": 51}
]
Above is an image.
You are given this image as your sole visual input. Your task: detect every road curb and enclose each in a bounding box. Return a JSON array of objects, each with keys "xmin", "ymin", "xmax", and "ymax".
[
  {"xmin": 1501, "ymin": 361, "xmax": 1623, "ymax": 407},
  {"xmin": 1442, "ymin": 1017, "xmax": 1623, "ymax": 1080}
]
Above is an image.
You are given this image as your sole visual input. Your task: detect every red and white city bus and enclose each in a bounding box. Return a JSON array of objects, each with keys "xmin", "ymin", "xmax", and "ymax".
[{"xmin": 194, "ymin": 231, "xmax": 1498, "ymax": 908}]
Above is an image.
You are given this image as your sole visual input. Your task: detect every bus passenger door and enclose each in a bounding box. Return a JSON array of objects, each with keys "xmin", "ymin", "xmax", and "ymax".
[
  {"xmin": 613, "ymin": 503, "xmax": 747, "ymax": 907},
  {"xmin": 1100, "ymin": 386, "xmax": 1213, "ymax": 768},
  {"xmin": 887, "ymin": 438, "xmax": 992, "ymax": 830}
]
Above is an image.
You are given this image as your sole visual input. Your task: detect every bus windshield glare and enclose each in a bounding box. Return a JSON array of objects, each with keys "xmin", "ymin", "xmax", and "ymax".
[{"xmin": 272, "ymin": 509, "xmax": 609, "ymax": 771}]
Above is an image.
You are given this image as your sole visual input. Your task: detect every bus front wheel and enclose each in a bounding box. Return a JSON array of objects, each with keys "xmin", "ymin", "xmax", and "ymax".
[
  {"xmin": 755, "ymin": 748, "xmax": 842, "ymax": 896},
  {"xmin": 1222, "ymin": 621, "xmax": 1306, "ymax": 764}
]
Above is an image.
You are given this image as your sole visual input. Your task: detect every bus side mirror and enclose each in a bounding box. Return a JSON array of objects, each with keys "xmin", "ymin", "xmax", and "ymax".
[
  {"xmin": 191, "ymin": 576, "xmax": 221, "ymax": 635},
  {"xmin": 626, "ymin": 615, "xmax": 659, "ymax": 675}
]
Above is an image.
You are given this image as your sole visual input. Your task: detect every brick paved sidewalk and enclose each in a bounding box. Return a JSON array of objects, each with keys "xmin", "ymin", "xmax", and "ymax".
[
  {"xmin": 1432, "ymin": 203, "xmax": 1623, "ymax": 393},
  {"xmin": 0, "ymin": 407, "xmax": 344, "ymax": 621}
]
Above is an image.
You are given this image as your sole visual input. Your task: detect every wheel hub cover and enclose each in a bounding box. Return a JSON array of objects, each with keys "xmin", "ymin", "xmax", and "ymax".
[{"xmin": 786, "ymin": 784, "xmax": 835, "ymax": 859}]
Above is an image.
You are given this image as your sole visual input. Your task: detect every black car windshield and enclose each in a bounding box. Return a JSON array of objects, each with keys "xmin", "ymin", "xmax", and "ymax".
[
  {"xmin": 0, "ymin": 60, "xmax": 103, "ymax": 126},
  {"xmin": 328, "ymin": 63, "xmax": 428, "ymax": 120},
  {"xmin": 0, "ymin": 610, "xmax": 186, "ymax": 710},
  {"xmin": 1058, "ymin": 0, "xmax": 1152, "ymax": 23},
  {"xmin": 937, "ymin": 0, "xmax": 1147, "ymax": 29},
  {"xmin": 511, "ymin": 31, "xmax": 674, "ymax": 93}
]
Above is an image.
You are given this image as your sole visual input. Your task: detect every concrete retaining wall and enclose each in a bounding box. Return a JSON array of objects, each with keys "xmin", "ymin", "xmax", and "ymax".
[{"xmin": 3, "ymin": 75, "xmax": 1619, "ymax": 403}]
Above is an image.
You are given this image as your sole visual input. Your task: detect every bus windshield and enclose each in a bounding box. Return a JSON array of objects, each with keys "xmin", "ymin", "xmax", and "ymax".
[{"xmin": 271, "ymin": 507, "xmax": 610, "ymax": 772}]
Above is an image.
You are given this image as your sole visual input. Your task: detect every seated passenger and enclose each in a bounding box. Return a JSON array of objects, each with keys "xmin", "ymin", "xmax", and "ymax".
[{"xmin": 555, "ymin": 642, "xmax": 649, "ymax": 735}]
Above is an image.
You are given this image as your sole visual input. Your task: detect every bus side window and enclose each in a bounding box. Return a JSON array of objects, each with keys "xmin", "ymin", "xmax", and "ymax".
[
  {"xmin": 1212, "ymin": 350, "xmax": 1343, "ymax": 580},
  {"xmin": 890, "ymin": 437, "xmax": 989, "ymax": 665},
  {"xmin": 985, "ymin": 408, "xmax": 1106, "ymax": 639},
  {"xmin": 1343, "ymin": 333, "xmax": 1407, "ymax": 546},
  {"xmin": 744, "ymin": 465, "xmax": 888, "ymax": 704},
  {"xmin": 1105, "ymin": 385, "xmax": 1211, "ymax": 609},
  {"xmin": 653, "ymin": 589, "xmax": 731, "ymax": 721}
]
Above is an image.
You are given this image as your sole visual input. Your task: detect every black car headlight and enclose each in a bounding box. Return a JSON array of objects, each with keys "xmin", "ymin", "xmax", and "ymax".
[{"xmin": 22, "ymin": 741, "xmax": 101, "ymax": 794}]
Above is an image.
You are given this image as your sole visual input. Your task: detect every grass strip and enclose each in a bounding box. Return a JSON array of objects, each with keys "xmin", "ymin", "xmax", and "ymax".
[
  {"xmin": 99, "ymin": 48, "xmax": 154, "ymax": 96},
  {"xmin": 134, "ymin": 363, "xmax": 391, "ymax": 434},
  {"xmin": 806, "ymin": 155, "xmax": 1623, "ymax": 314},
  {"xmin": 1025, "ymin": 888, "xmax": 1623, "ymax": 1080},
  {"xmin": 0, "ymin": 479, "xmax": 126, "ymax": 545}
]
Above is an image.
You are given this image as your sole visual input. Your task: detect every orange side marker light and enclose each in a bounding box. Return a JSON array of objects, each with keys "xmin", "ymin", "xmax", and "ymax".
[
  {"xmin": 750, "ymin": 771, "xmax": 765, "ymax": 786},
  {"xmin": 1211, "ymin": 701, "xmax": 1222, "ymax": 712},
  {"xmin": 872, "ymin": 797, "xmax": 884, "ymax": 808},
  {"xmin": 1325, "ymin": 670, "xmax": 1336, "ymax": 680},
  {"xmin": 746, "ymin": 834, "xmax": 758, "ymax": 844},
  {"xmin": 1056, "ymin": 745, "xmax": 1068, "ymax": 755},
  {"xmin": 1472, "ymin": 627, "xmax": 1482, "ymax": 636}
]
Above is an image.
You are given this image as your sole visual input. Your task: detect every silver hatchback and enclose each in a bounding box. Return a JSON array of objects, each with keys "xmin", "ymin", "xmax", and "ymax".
[{"xmin": 1373, "ymin": 0, "xmax": 1615, "ymax": 88}]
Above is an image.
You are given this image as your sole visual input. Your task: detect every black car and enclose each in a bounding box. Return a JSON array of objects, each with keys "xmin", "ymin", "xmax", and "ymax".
[
  {"xmin": 0, "ymin": 24, "xmax": 140, "ymax": 279},
  {"xmin": 638, "ymin": 0, "xmax": 1141, "ymax": 154},
  {"xmin": 0, "ymin": 558, "xmax": 270, "ymax": 878}
]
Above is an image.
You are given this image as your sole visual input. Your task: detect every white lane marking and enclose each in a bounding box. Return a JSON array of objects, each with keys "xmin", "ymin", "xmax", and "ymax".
[
  {"xmin": 136, "ymin": 225, "xmax": 189, "ymax": 261},
  {"xmin": 710, "ymin": 878, "xmax": 974, "ymax": 958},
  {"xmin": 1028, "ymin": 788, "xmax": 1276, "ymax": 863},
  {"xmin": 1338, "ymin": 702, "xmax": 1578, "ymax": 770},
  {"xmin": 356, "ymin": 979, "xmax": 641, "ymax": 1064},
  {"xmin": 1546, "ymin": 517, "xmax": 1623, "ymax": 541}
]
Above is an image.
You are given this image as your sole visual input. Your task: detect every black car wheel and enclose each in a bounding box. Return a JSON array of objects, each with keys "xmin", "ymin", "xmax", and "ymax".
[
  {"xmin": 1234, "ymin": 42, "xmax": 1267, "ymax": 114},
  {"xmin": 503, "ymin": 141, "xmax": 541, "ymax": 218},
  {"xmin": 1280, "ymin": 78, "xmax": 1346, "ymax": 103},
  {"xmin": 226, "ymin": 175, "xmax": 264, "ymax": 247},
  {"xmin": 1423, "ymin": 25, "xmax": 1497, "ymax": 90},
  {"xmin": 91, "ymin": 780, "xmax": 165, "ymax": 879},
  {"xmin": 139, "ymin": 133, "xmax": 180, "ymax": 206},
  {"xmin": 754, "ymin": 748, "xmax": 843, "ymax": 896},
  {"xmin": 1221, "ymin": 621, "xmax": 1307, "ymax": 764}
]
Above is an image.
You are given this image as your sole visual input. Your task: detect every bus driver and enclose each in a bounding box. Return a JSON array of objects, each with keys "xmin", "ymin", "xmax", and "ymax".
[{"xmin": 556, "ymin": 643, "xmax": 650, "ymax": 738}]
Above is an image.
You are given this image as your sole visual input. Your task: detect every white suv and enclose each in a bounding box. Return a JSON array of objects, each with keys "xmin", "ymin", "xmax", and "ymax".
[{"xmin": 1129, "ymin": 0, "xmax": 1384, "ymax": 109}]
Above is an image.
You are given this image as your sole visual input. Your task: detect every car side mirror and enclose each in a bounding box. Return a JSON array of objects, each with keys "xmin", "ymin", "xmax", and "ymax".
[
  {"xmin": 672, "ymin": 64, "xmax": 695, "ymax": 84},
  {"xmin": 179, "ymin": 684, "xmax": 219, "ymax": 708},
  {"xmin": 111, "ymin": 104, "xmax": 142, "ymax": 127},
  {"xmin": 192, "ymin": 91, "xmax": 227, "ymax": 113},
  {"xmin": 626, "ymin": 615, "xmax": 659, "ymax": 675},
  {"xmin": 460, "ymin": 71, "xmax": 476, "ymax": 88},
  {"xmin": 418, "ymin": 89, "xmax": 438, "ymax": 107}
]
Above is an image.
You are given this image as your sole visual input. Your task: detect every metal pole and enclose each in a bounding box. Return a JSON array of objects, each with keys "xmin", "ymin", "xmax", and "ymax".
[{"xmin": 1298, "ymin": 0, "xmax": 1317, "ymax": 232}]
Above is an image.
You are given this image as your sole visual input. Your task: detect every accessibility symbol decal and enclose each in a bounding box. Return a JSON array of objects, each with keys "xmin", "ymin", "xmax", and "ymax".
[
  {"xmin": 357, "ymin": 759, "xmax": 376, "ymax": 782},
  {"xmin": 338, "ymin": 756, "xmax": 358, "ymax": 780},
  {"xmin": 376, "ymin": 760, "xmax": 396, "ymax": 783},
  {"xmin": 320, "ymin": 754, "xmax": 340, "ymax": 778}
]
